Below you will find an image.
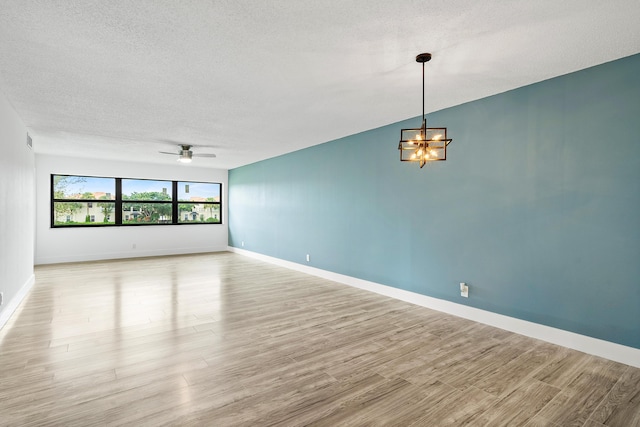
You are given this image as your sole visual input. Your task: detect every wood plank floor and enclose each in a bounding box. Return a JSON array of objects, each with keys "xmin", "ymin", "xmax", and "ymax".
[{"xmin": 1, "ymin": 252, "xmax": 638, "ymax": 426}]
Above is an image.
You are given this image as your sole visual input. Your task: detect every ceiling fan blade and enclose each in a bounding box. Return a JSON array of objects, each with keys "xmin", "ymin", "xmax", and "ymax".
[
  {"xmin": 192, "ymin": 153, "xmax": 217, "ymax": 158},
  {"xmin": 189, "ymin": 144, "xmax": 218, "ymax": 149},
  {"xmin": 158, "ymin": 151, "xmax": 179, "ymax": 155},
  {"xmin": 158, "ymin": 140, "xmax": 218, "ymax": 149}
]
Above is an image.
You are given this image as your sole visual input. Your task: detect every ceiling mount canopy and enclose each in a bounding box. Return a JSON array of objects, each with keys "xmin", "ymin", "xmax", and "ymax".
[
  {"xmin": 415, "ymin": 52, "xmax": 432, "ymax": 63},
  {"xmin": 398, "ymin": 53, "xmax": 452, "ymax": 168}
]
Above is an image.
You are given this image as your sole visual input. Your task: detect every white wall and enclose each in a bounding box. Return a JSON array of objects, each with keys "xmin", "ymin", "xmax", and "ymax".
[
  {"xmin": 35, "ymin": 154, "xmax": 228, "ymax": 264},
  {"xmin": 0, "ymin": 90, "xmax": 35, "ymax": 327}
]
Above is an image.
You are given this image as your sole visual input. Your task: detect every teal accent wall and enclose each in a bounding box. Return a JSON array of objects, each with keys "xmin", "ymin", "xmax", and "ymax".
[{"xmin": 229, "ymin": 54, "xmax": 640, "ymax": 349}]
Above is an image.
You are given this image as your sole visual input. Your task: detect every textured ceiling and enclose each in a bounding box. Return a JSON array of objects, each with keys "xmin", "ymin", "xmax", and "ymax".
[{"xmin": 1, "ymin": 1, "xmax": 639, "ymax": 169}]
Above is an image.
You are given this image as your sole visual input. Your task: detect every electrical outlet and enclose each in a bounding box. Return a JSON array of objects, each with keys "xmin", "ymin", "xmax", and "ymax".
[
  {"xmin": 460, "ymin": 283, "xmax": 469, "ymax": 298},
  {"xmin": 241, "ymin": 241, "xmax": 244, "ymax": 247},
  {"xmin": 306, "ymin": 254, "xmax": 310, "ymax": 262},
  {"xmin": 0, "ymin": 292, "xmax": 3, "ymax": 305},
  {"xmin": 132, "ymin": 243, "xmax": 136, "ymax": 249}
]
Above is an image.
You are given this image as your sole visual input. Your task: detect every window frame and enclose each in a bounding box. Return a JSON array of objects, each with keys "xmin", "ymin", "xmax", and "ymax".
[{"xmin": 51, "ymin": 174, "xmax": 222, "ymax": 228}]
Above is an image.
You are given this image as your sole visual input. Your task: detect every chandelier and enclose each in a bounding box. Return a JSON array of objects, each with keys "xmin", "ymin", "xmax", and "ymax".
[{"xmin": 398, "ymin": 53, "xmax": 452, "ymax": 168}]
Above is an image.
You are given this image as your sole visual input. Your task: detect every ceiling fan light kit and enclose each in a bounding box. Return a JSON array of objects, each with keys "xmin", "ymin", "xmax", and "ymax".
[
  {"xmin": 178, "ymin": 149, "xmax": 193, "ymax": 163},
  {"xmin": 398, "ymin": 53, "xmax": 452, "ymax": 168}
]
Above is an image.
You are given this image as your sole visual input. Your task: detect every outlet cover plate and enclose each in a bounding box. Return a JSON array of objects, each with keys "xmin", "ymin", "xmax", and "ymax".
[{"xmin": 460, "ymin": 283, "xmax": 469, "ymax": 298}]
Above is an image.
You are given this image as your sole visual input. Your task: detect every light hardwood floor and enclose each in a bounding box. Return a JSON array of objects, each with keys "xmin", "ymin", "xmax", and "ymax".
[{"xmin": 1, "ymin": 252, "xmax": 638, "ymax": 426}]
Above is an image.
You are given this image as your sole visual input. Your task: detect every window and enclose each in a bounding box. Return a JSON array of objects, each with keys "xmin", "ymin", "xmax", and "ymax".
[
  {"xmin": 177, "ymin": 181, "xmax": 222, "ymax": 223},
  {"xmin": 51, "ymin": 175, "xmax": 222, "ymax": 227},
  {"xmin": 122, "ymin": 179, "xmax": 173, "ymax": 225},
  {"xmin": 52, "ymin": 175, "xmax": 116, "ymax": 226}
]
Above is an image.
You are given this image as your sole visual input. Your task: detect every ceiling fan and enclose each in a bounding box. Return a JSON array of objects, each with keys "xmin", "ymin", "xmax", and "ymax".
[{"xmin": 159, "ymin": 144, "xmax": 216, "ymax": 163}]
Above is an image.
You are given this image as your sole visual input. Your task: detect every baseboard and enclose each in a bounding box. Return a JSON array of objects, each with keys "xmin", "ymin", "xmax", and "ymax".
[
  {"xmin": 0, "ymin": 273, "xmax": 35, "ymax": 331},
  {"xmin": 228, "ymin": 246, "xmax": 640, "ymax": 369},
  {"xmin": 35, "ymin": 246, "xmax": 229, "ymax": 265}
]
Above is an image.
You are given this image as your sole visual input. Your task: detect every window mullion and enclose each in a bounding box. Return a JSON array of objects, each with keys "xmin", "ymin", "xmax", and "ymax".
[
  {"xmin": 115, "ymin": 178, "xmax": 122, "ymax": 225},
  {"xmin": 172, "ymin": 181, "xmax": 178, "ymax": 224}
]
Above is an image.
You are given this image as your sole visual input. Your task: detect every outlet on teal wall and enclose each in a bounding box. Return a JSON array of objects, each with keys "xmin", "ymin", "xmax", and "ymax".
[{"xmin": 229, "ymin": 53, "xmax": 640, "ymax": 349}]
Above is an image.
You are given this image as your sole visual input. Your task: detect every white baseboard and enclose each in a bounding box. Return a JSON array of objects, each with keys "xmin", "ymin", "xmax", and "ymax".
[
  {"xmin": 228, "ymin": 246, "xmax": 640, "ymax": 368},
  {"xmin": 0, "ymin": 273, "xmax": 35, "ymax": 331}
]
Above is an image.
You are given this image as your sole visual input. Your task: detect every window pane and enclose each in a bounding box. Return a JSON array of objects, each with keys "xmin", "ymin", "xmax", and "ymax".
[
  {"xmin": 53, "ymin": 175, "xmax": 115, "ymax": 200},
  {"xmin": 178, "ymin": 182, "xmax": 220, "ymax": 202},
  {"xmin": 53, "ymin": 202, "xmax": 116, "ymax": 225},
  {"xmin": 122, "ymin": 179, "xmax": 172, "ymax": 201},
  {"xmin": 178, "ymin": 203, "xmax": 220, "ymax": 223},
  {"xmin": 122, "ymin": 203, "xmax": 172, "ymax": 224}
]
